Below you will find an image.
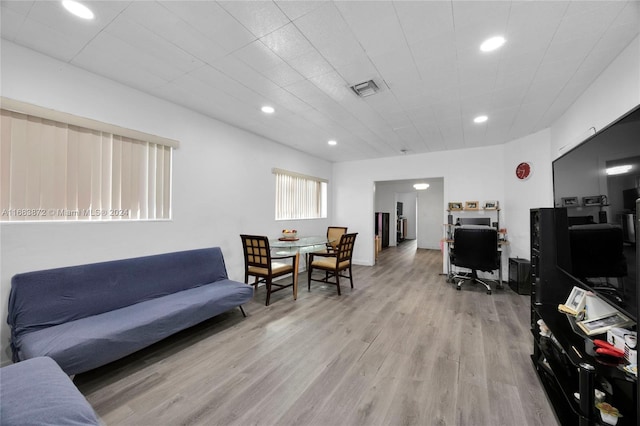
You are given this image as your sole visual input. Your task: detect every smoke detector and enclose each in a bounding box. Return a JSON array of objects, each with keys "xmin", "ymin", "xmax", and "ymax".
[{"xmin": 350, "ymin": 80, "xmax": 379, "ymax": 97}]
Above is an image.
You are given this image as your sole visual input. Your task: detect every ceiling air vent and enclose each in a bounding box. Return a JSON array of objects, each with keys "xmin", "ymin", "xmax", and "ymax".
[{"xmin": 350, "ymin": 80, "xmax": 379, "ymax": 97}]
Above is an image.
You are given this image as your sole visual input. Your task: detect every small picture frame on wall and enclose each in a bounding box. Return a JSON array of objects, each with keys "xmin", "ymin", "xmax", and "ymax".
[
  {"xmin": 561, "ymin": 196, "xmax": 579, "ymax": 207},
  {"xmin": 465, "ymin": 201, "xmax": 479, "ymax": 210},
  {"xmin": 483, "ymin": 200, "xmax": 499, "ymax": 210},
  {"xmin": 448, "ymin": 202, "xmax": 463, "ymax": 211},
  {"xmin": 582, "ymin": 195, "xmax": 603, "ymax": 207}
]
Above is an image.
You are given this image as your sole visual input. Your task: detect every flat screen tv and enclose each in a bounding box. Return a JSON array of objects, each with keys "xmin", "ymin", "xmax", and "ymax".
[{"xmin": 552, "ymin": 104, "xmax": 640, "ymax": 321}]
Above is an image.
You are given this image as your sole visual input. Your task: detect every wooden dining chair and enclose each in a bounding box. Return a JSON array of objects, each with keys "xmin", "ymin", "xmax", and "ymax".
[
  {"xmin": 325, "ymin": 226, "xmax": 348, "ymax": 253},
  {"xmin": 304, "ymin": 226, "xmax": 348, "ymax": 267},
  {"xmin": 307, "ymin": 233, "xmax": 358, "ymax": 295},
  {"xmin": 240, "ymin": 235, "xmax": 296, "ymax": 306}
]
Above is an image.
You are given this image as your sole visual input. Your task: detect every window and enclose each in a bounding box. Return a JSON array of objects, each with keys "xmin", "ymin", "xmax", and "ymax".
[
  {"xmin": 273, "ymin": 168, "xmax": 327, "ymax": 220},
  {"xmin": 1, "ymin": 99, "xmax": 178, "ymax": 221}
]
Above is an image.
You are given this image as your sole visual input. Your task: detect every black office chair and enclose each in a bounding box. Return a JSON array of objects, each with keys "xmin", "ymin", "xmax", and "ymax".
[{"xmin": 449, "ymin": 226, "xmax": 502, "ymax": 294}]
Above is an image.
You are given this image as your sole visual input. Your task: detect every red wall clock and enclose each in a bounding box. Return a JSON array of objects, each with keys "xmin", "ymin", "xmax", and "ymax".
[{"xmin": 515, "ymin": 162, "xmax": 532, "ymax": 180}]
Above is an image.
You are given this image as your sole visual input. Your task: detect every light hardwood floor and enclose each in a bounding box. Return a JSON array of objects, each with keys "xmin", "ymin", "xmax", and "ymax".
[{"xmin": 75, "ymin": 241, "xmax": 558, "ymax": 426}]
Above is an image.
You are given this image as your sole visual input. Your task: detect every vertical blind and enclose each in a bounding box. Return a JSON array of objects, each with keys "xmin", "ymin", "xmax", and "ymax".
[
  {"xmin": 1, "ymin": 108, "xmax": 173, "ymax": 221},
  {"xmin": 273, "ymin": 168, "xmax": 327, "ymax": 220}
]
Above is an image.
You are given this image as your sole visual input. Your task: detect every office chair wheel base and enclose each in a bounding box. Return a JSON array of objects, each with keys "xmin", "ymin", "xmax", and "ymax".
[
  {"xmin": 456, "ymin": 285, "xmax": 461, "ymax": 291},
  {"xmin": 486, "ymin": 289, "xmax": 492, "ymax": 295}
]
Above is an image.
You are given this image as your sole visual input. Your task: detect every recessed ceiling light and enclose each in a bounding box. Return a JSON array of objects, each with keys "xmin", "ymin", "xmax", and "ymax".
[
  {"xmin": 606, "ymin": 165, "xmax": 633, "ymax": 175},
  {"xmin": 474, "ymin": 115, "xmax": 488, "ymax": 123},
  {"xmin": 480, "ymin": 36, "xmax": 506, "ymax": 52},
  {"xmin": 328, "ymin": 140, "xmax": 337, "ymax": 146},
  {"xmin": 413, "ymin": 183, "xmax": 429, "ymax": 190},
  {"xmin": 62, "ymin": 0, "xmax": 94, "ymax": 20},
  {"xmin": 261, "ymin": 106, "xmax": 275, "ymax": 114}
]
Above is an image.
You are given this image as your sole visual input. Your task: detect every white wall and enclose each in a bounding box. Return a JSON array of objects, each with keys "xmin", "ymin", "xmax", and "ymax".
[
  {"xmin": 374, "ymin": 179, "xmax": 444, "ymax": 250},
  {"xmin": 486, "ymin": 35, "xmax": 639, "ymax": 261},
  {"xmin": 502, "ymin": 129, "xmax": 554, "ymax": 258},
  {"xmin": 334, "ymin": 145, "xmax": 507, "ymax": 270},
  {"xmin": 0, "ymin": 42, "xmax": 332, "ymax": 365},
  {"xmin": 551, "ymin": 36, "xmax": 640, "ymax": 159},
  {"xmin": 397, "ymin": 192, "xmax": 416, "ymax": 240},
  {"xmin": 335, "ymin": 134, "xmax": 554, "ymax": 279},
  {"xmin": 416, "ymin": 179, "xmax": 444, "ymax": 250},
  {"xmin": 373, "ymin": 183, "xmax": 396, "ymax": 246}
]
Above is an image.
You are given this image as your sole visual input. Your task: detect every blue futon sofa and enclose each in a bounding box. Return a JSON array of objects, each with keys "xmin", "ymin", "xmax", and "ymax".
[{"xmin": 8, "ymin": 247, "xmax": 253, "ymax": 375}]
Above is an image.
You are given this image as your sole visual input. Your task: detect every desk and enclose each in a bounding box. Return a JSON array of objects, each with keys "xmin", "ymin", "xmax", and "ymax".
[{"xmin": 270, "ymin": 236, "xmax": 332, "ymax": 300}]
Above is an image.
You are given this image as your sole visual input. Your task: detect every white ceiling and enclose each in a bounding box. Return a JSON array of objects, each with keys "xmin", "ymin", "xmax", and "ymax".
[{"xmin": 1, "ymin": 1, "xmax": 638, "ymax": 163}]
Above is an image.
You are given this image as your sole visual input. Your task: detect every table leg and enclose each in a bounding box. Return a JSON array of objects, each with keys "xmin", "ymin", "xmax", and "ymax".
[{"xmin": 293, "ymin": 252, "xmax": 299, "ymax": 300}]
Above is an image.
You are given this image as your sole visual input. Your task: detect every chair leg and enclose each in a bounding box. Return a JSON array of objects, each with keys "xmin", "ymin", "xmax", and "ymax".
[
  {"xmin": 252, "ymin": 276, "xmax": 259, "ymax": 293},
  {"xmin": 470, "ymin": 270, "xmax": 492, "ymax": 294},
  {"xmin": 308, "ymin": 265, "xmax": 312, "ymax": 291},
  {"xmin": 475, "ymin": 278, "xmax": 492, "ymax": 294},
  {"xmin": 348, "ymin": 265, "xmax": 354, "ymax": 288},
  {"xmin": 239, "ymin": 305, "xmax": 247, "ymax": 317},
  {"xmin": 265, "ymin": 278, "xmax": 272, "ymax": 306},
  {"xmin": 455, "ymin": 270, "xmax": 492, "ymax": 294},
  {"xmin": 335, "ymin": 271, "xmax": 341, "ymax": 295},
  {"xmin": 456, "ymin": 270, "xmax": 471, "ymax": 291}
]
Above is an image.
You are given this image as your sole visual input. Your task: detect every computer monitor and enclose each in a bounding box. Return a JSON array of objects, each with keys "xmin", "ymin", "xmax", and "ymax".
[{"xmin": 459, "ymin": 217, "xmax": 491, "ymax": 226}]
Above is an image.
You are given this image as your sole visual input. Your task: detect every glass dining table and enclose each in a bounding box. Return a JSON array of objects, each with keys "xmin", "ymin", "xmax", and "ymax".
[{"xmin": 270, "ymin": 235, "xmax": 334, "ymax": 300}]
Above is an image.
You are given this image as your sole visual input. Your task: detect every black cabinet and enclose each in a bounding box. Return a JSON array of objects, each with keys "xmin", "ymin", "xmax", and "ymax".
[
  {"xmin": 530, "ymin": 208, "xmax": 567, "ymax": 306},
  {"xmin": 509, "ymin": 257, "xmax": 531, "ymax": 295},
  {"xmin": 532, "ymin": 306, "xmax": 637, "ymax": 426},
  {"xmin": 530, "ymin": 208, "xmax": 638, "ymax": 426}
]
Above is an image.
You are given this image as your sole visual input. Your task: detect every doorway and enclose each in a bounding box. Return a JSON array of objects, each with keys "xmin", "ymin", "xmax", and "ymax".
[{"xmin": 374, "ymin": 178, "xmax": 444, "ymax": 251}]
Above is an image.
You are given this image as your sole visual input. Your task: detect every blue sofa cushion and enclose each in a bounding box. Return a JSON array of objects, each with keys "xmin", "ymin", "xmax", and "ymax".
[
  {"xmin": 0, "ymin": 357, "xmax": 100, "ymax": 425},
  {"xmin": 16, "ymin": 279, "xmax": 253, "ymax": 375}
]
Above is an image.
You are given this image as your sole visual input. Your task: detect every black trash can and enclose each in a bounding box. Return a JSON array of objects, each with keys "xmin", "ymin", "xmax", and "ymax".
[{"xmin": 509, "ymin": 257, "xmax": 531, "ymax": 295}]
